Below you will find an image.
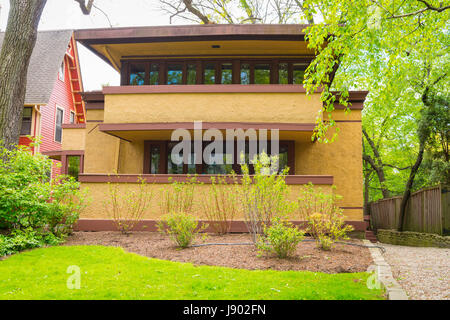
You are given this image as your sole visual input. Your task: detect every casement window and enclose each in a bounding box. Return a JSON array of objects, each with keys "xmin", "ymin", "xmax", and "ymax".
[
  {"xmin": 67, "ymin": 155, "xmax": 81, "ymax": 180},
  {"xmin": 58, "ymin": 61, "xmax": 65, "ymax": 82},
  {"xmin": 54, "ymin": 106, "xmax": 64, "ymax": 143},
  {"xmin": 70, "ymin": 111, "xmax": 75, "ymax": 124},
  {"xmin": 122, "ymin": 59, "xmax": 310, "ymax": 86},
  {"xmin": 20, "ymin": 107, "xmax": 33, "ymax": 136},
  {"xmin": 144, "ymin": 140, "xmax": 295, "ymax": 175},
  {"xmin": 129, "ymin": 63, "xmax": 146, "ymax": 85}
]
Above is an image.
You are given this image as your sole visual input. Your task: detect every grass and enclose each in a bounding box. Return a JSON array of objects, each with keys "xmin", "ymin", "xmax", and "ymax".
[{"xmin": 0, "ymin": 246, "xmax": 385, "ymax": 300}]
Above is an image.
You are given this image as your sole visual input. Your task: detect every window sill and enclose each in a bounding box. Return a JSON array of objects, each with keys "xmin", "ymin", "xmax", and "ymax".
[
  {"xmin": 78, "ymin": 173, "xmax": 333, "ymax": 185},
  {"xmin": 103, "ymin": 84, "xmax": 310, "ymax": 95}
]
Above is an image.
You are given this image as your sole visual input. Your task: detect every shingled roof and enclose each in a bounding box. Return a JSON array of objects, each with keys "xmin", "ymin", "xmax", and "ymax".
[{"xmin": 0, "ymin": 30, "xmax": 73, "ymax": 104}]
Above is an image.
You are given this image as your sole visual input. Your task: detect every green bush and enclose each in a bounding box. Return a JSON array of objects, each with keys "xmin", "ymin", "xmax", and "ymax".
[
  {"xmin": 157, "ymin": 212, "xmax": 207, "ymax": 248},
  {"xmin": 0, "ymin": 143, "xmax": 88, "ymax": 246},
  {"xmin": 239, "ymin": 152, "xmax": 295, "ymax": 243},
  {"xmin": 307, "ymin": 211, "xmax": 354, "ymax": 251},
  {"xmin": 257, "ymin": 217, "xmax": 304, "ymax": 258},
  {"xmin": 0, "ymin": 228, "xmax": 62, "ymax": 257}
]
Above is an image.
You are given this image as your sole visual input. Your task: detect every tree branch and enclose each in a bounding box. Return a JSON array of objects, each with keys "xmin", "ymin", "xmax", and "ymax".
[
  {"xmin": 383, "ymin": 164, "xmax": 412, "ymax": 170},
  {"xmin": 182, "ymin": 0, "xmax": 213, "ymax": 24},
  {"xmin": 74, "ymin": 0, "xmax": 94, "ymax": 15}
]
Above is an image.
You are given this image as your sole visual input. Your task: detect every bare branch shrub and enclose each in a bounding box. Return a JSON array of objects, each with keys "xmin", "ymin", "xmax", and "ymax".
[
  {"xmin": 200, "ymin": 175, "xmax": 239, "ymax": 235},
  {"xmin": 104, "ymin": 176, "xmax": 152, "ymax": 235},
  {"xmin": 159, "ymin": 176, "xmax": 198, "ymax": 215}
]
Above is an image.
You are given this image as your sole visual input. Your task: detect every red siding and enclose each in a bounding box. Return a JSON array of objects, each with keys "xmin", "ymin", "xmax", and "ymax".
[
  {"xmin": 39, "ymin": 56, "xmax": 75, "ymax": 154},
  {"xmin": 18, "ymin": 136, "xmax": 34, "ymax": 152}
]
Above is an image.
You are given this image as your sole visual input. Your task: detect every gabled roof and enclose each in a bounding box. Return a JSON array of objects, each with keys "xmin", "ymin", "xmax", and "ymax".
[{"xmin": 0, "ymin": 29, "xmax": 74, "ymax": 104}]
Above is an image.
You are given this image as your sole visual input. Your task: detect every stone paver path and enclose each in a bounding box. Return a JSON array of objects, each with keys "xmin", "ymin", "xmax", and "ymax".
[{"xmin": 381, "ymin": 243, "xmax": 450, "ymax": 300}]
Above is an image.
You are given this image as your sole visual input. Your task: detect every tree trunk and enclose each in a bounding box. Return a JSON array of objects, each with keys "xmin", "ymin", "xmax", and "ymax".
[
  {"xmin": 363, "ymin": 165, "xmax": 371, "ymax": 216},
  {"xmin": 398, "ymin": 141, "xmax": 425, "ymax": 231},
  {"xmin": 0, "ymin": 0, "xmax": 47, "ymax": 150},
  {"xmin": 362, "ymin": 128, "xmax": 390, "ymax": 198}
]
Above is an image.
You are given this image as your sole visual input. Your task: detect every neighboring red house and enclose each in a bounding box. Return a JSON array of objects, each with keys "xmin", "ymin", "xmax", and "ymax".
[{"xmin": 0, "ymin": 30, "xmax": 86, "ymax": 178}]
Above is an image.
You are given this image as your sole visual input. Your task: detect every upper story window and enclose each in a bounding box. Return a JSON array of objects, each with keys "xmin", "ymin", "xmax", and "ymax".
[
  {"xmin": 70, "ymin": 111, "xmax": 75, "ymax": 124},
  {"xmin": 55, "ymin": 106, "xmax": 64, "ymax": 143},
  {"xmin": 121, "ymin": 59, "xmax": 309, "ymax": 86},
  {"xmin": 167, "ymin": 63, "xmax": 183, "ymax": 85},
  {"xmin": 129, "ymin": 63, "xmax": 145, "ymax": 85},
  {"xmin": 58, "ymin": 61, "xmax": 65, "ymax": 82},
  {"xmin": 20, "ymin": 107, "xmax": 32, "ymax": 136}
]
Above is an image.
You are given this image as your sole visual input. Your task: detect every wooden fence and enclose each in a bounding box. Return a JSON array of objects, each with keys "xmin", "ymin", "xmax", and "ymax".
[{"xmin": 369, "ymin": 185, "xmax": 449, "ymax": 235}]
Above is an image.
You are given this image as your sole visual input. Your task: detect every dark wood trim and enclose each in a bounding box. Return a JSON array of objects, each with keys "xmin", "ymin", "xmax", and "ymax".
[
  {"xmin": 42, "ymin": 150, "xmax": 85, "ymax": 158},
  {"xmin": 281, "ymin": 141, "xmax": 295, "ymax": 174},
  {"xmin": 83, "ymin": 89, "xmax": 367, "ymax": 111},
  {"xmin": 85, "ymin": 102, "xmax": 105, "ymax": 110},
  {"xmin": 143, "ymin": 141, "xmax": 167, "ymax": 174},
  {"xmin": 334, "ymin": 120, "xmax": 362, "ymax": 123},
  {"xmin": 74, "ymin": 218, "xmax": 367, "ymax": 232},
  {"xmin": 86, "ymin": 120, "xmax": 104, "ymax": 123},
  {"xmin": 103, "ymin": 84, "xmax": 309, "ymax": 94},
  {"xmin": 334, "ymin": 102, "xmax": 364, "ymax": 110},
  {"xmin": 122, "ymin": 59, "xmax": 311, "ymax": 86},
  {"xmin": 81, "ymin": 91, "xmax": 104, "ymax": 102},
  {"xmin": 62, "ymin": 123, "xmax": 86, "ymax": 129},
  {"xmin": 78, "ymin": 173, "xmax": 333, "ymax": 185},
  {"xmin": 74, "ymin": 24, "xmax": 311, "ymax": 45},
  {"xmin": 122, "ymin": 55, "xmax": 314, "ymax": 59},
  {"xmin": 99, "ymin": 122, "xmax": 316, "ymax": 132}
]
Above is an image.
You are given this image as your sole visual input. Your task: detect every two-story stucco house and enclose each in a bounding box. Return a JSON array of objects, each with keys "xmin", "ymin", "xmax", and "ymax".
[{"xmin": 57, "ymin": 24, "xmax": 367, "ymax": 232}]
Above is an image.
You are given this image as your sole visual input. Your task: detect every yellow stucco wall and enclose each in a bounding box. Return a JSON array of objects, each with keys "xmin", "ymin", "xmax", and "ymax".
[
  {"xmin": 62, "ymin": 128, "xmax": 86, "ymax": 151},
  {"xmin": 77, "ymin": 92, "xmax": 363, "ymax": 221},
  {"xmin": 295, "ymin": 120, "xmax": 363, "ymax": 220},
  {"xmin": 104, "ymin": 92, "xmax": 323, "ymax": 124},
  {"xmin": 84, "ymin": 122, "xmax": 120, "ymax": 173},
  {"xmin": 80, "ymin": 182, "xmax": 333, "ymax": 220}
]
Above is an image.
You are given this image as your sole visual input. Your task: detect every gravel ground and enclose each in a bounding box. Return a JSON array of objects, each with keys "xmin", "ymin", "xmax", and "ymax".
[
  {"xmin": 381, "ymin": 243, "xmax": 450, "ymax": 300},
  {"xmin": 65, "ymin": 231, "xmax": 373, "ymax": 274}
]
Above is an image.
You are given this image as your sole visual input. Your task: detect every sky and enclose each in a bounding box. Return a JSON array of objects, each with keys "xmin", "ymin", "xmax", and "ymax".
[{"xmin": 0, "ymin": 0, "xmax": 189, "ymax": 91}]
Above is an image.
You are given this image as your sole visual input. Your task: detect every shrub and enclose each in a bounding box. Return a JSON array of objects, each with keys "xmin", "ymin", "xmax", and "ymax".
[
  {"xmin": 157, "ymin": 212, "xmax": 207, "ymax": 248},
  {"xmin": 307, "ymin": 211, "xmax": 354, "ymax": 250},
  {"xmin": 297, "ymin": 183, "xmax": 353, "ymax": 250},
  {"xmin": 46, "ymin": 176, "xmax": 88, "ymax": 238},
  {"xmin": 104, "ymin": 176, "xmax": 152, "ymax": 235},
  {"xmin": 160, "ymin": 176, "xmax": 197, "ymax": 215},
  {"xmin": 257, "ymin": 217, "xmax": 304, "ymax": 258},
  {"xmin": 0, "ymin": 228, "xmax": 62, "ymax": 257},
  {"xmin": 297, "ymin": 183, "xmax": 340, "ymax": 220},
  {"xmin": 201, "ymin": 175, "xmax": 239, "ymax": 234},
  {"xmin": 0, "ymin": 143, "xmax": 87, "ymax": 238},
  {"xmin": 239, "ymin": 152, "xmax": 295, "ymax": 243}
]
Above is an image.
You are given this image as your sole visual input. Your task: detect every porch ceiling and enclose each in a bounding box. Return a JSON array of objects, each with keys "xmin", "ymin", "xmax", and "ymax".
[{"xmin": 97, "ymin": 122, "xmax": 316, "ymax": 142}]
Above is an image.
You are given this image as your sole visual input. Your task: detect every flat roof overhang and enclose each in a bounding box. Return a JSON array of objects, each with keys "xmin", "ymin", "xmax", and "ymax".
[
  {"xmin": 74, "ymin": 24, "xmax": 315, "ymax": 71},
  {"xmin": 97, "ymin": 122, "xmax": 316, "ymax": 142}
]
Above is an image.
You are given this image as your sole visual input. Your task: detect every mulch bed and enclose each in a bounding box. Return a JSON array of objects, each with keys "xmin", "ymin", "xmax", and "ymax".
[{"xmin": 64, "ymin": 232, "xmax": 373, "ymax": 274}]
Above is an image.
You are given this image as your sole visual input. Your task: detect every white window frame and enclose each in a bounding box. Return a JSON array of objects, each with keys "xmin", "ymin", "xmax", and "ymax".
[
  {"xmin": 58, "ymin": 60, "xmax": 65, "ymax": 82},
  {"xmin": 54, "ymin": 105, "xmax": 64, "ymax": 143},
  {"xmin": 70, "ymin": 110, "xmax": 76, "ymax": 124}
]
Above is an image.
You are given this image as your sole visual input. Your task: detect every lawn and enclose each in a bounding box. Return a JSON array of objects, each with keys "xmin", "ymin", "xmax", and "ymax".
[{"xmin": 0, "ymin": 246, "xmax": 384, "ymax": 300}]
